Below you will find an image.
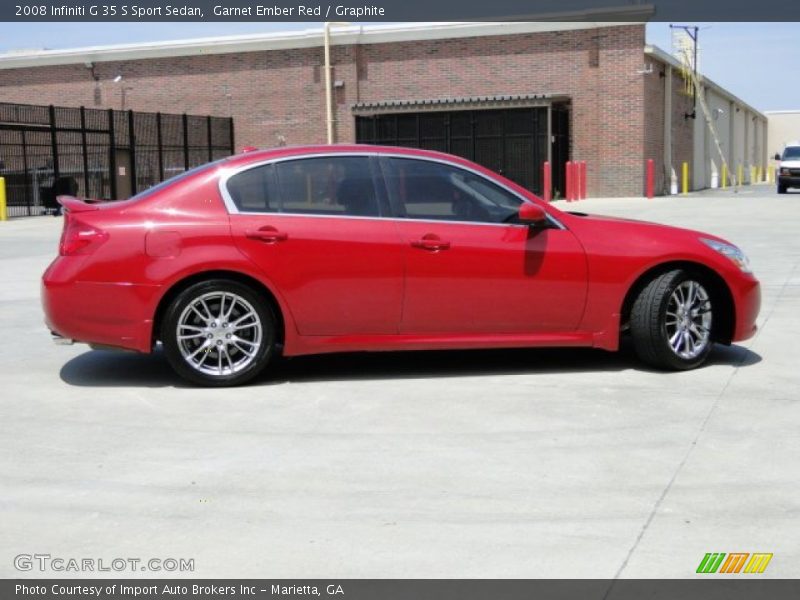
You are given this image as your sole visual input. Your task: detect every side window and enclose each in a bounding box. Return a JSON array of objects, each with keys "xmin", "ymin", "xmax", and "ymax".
[
  {"xmin": 384, "ymin": 158, "xmax": 524, "ymax": 223},
  {"xmin": 275, "ymin": 157, "xmax": 380, "ymax": 217},
  {"xmin": 226, "ymin": 164, "xmax": 277, "ymax": 212}
]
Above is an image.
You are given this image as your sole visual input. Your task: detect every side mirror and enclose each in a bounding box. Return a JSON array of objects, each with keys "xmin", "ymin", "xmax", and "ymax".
[
  {"xmin": 774, "ymin": 153, "xmax": 782, "ymax": 161},
  {"xmin": 519, "ymin": 202, "xmax": 548, "ymax": 224}
]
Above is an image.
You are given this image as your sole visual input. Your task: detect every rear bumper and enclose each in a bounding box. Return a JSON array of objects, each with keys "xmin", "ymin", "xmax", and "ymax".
[{"xmin": 42, "ymin": 257, "xmax": 162, "ymax": 353}]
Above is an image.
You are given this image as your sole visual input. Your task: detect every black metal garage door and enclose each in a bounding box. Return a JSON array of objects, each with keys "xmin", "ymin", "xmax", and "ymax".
[{"xmin": 356, "ymin": 107, "xmax": 549, "ymax": 195}]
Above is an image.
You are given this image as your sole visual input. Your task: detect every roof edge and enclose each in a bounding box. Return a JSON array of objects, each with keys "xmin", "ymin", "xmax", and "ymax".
[
  {"xmin": 0, "ymin": 21, "xmax": 641, "ymax": 70},
  {"xmin": 645, "ymin": 44, "xmax": 765, "ymax": 119}
]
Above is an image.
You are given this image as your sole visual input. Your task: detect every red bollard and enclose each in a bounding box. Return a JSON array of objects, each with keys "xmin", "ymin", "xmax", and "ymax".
[
  {"xmin": 565, "ymin": 161, "xmax": 573, "ymax": 201},
  {"xmin": 574, "ymin": 161, "xmax": 582, "ymax": 201},
  {"xmin": 646, "ymin": 159, "xmax": 655, "ymax": 199},
  {"xmin": 542, "ymin": 161, "xmax": 551, "ymax": 202},
  {"xmin": 580, "ymin": 161, "xmax": 588, "ymax": 200}
]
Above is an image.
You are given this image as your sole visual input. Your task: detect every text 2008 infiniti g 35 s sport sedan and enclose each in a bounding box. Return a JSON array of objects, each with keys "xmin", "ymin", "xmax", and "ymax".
[{"xmin": 42, "ymin": 145, "xmax": 760, "ymax": 386}]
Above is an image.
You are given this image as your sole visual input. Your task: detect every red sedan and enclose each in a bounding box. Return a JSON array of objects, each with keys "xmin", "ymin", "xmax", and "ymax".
[{"xmin": 42, "ymin": 145, "xmax": 760, "ymax": 386}]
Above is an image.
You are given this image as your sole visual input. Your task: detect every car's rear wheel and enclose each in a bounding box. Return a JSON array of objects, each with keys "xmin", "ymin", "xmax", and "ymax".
[
  {"xmin": 162, "ymin": 280, "xmax": 276, "ymax": 386},
  {"xmin": 630, "ymin": 269, "xmax": 714, "ymax": 370}
]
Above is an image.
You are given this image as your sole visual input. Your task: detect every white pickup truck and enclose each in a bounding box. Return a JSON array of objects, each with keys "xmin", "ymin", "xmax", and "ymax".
[{"xmin": 776, "ymin": 142, "xmax": 800, "ymax": 194}]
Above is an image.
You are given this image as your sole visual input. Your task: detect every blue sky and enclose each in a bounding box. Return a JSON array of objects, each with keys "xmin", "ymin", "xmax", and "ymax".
[{"xmin": 0, "ymin": 22, "xmax": 796, "ymax": 111}]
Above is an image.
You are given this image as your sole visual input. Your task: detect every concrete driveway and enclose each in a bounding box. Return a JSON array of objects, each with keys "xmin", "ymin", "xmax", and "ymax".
[{"xmin": 1, "ymin": 184, "xmax": 797, "ymax": 578}]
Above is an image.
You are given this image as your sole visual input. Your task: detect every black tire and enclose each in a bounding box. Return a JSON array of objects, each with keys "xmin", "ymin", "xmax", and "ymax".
[
  {"xmin": 162, "ymin": 279, "xmax": 277, "ymax": 386},
  {"xmin": 630, "ymin": 269, "xmax": 714, "ymax": 370}
]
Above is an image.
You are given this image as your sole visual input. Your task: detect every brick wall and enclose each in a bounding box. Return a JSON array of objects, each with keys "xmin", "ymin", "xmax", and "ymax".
[{"xmin": 0, "ymin": 24, "xmax": 649, "ymax": 196}]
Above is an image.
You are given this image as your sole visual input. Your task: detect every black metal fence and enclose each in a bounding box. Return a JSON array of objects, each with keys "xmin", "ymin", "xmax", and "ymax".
[{"xmin": 0, "ymin": 102, "xmax": 234, "ymax": 217}]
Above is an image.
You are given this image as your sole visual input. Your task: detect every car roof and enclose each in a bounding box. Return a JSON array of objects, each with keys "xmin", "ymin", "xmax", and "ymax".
[{"xmin": 221, "ymin": 144, "xmax": 467, "ymax": 169}]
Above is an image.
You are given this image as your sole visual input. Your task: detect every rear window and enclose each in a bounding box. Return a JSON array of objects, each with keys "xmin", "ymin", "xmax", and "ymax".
[
  {"xmin": 225, "ymin": 156, "xmax": 380, "ymax": 217},
  {"xmin": 128, "ymin": 160, "xmax": 223, "ymax": 202}
]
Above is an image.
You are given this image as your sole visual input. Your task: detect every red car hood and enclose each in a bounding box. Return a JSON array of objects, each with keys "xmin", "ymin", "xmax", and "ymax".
[{"xmin": 564, "ymin": 210, "xmax": 730, "ymax": 245}]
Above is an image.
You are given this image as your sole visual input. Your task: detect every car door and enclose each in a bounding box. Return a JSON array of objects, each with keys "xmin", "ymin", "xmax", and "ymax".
[
  {"xmin": 381, "ymin": 156, "xmax": 588, "ymax": 334},
  {"xmin": 225, "ymin": 155, "xmax": 404, "ymax": 336}
]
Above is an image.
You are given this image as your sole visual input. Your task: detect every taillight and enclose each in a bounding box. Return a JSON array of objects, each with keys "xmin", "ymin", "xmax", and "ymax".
[{"xmin": 59, "ymin": 214, "xmax": 108, "ymax": 256}]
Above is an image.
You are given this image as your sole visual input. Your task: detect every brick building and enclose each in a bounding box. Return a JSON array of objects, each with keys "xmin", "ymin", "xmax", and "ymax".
[{"xmin": 0, "ymin": 22, "xmax": 767, "ymax": 199}]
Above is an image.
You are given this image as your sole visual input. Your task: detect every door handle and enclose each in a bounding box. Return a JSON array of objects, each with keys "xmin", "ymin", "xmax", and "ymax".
[
  {"xmin": 410, "ymin": 236, "xmax": 450, "ymax": 251},
  {"xmin": 246, "ymin": 227, "xmax": 288, "ymax": 243}
]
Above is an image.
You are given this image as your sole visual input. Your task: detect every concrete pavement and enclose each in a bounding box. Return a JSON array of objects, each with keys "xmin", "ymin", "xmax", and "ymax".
[{"xmin": 1, "ymin": 184, "xmax": 797, "ymax": 578}]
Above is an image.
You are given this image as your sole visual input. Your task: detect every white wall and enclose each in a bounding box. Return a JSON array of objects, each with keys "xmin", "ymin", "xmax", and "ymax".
[
  {"xmin": 767, "ymin": 111, "xmax": 800, "ymax": 157},
  {"xmin": 692, "ymin": 86, "xmax": 766, "ymax": 189}
]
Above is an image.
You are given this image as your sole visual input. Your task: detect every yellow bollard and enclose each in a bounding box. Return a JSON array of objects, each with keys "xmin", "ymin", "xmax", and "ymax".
[
  {"xmin": 769, "ymin": 165, "xmax": 775, "ymax": 183},
  {"xmin": 682, "ymin": 162, "xmax": 689, "ymax": 195},
  {"xmin": 737, "ymin": 164, "xmax": 743, "ymax": 187},
  {"xmin": 721, "ymin": 164, "xmax": 728, "ymax": 189},
  {"xmin": 0, "ymin": 177, "xmax": 7, "ymax": 221}
]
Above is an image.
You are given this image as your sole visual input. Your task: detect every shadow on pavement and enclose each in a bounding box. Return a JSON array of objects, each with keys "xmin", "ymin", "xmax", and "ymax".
[{"xmin": 59, "ymin": 341, "xmax": 762, "ymax": 388}]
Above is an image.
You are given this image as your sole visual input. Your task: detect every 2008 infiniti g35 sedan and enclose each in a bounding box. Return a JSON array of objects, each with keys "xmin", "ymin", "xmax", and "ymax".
[{"xmin": 42, "ymin": 145, "xmax": 760, "ymax": 386}]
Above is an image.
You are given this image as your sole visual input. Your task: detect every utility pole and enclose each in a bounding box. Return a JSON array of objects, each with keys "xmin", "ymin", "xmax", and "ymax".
[
  {"xmin": 323, "ymin": 22, "xmax": 350, "ymax": 144},
  {"xmin": 670, "ymin": 24, "xmax": 699, "ymax": 119}
]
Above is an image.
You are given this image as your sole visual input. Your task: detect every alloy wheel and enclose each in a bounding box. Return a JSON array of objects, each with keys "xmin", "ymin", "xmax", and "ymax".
[
  {"xmin": 176, "ymin": 291, "xmax": 263, "ymax": 377},
  {"xmin": 664, "ymin": 280, "xmax": 713, "ymax": 360}
]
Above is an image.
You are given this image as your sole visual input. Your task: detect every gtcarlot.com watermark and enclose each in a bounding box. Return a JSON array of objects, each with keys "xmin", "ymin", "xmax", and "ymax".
[{"xmin": 14, "ymin": 553, "xmax": 194, "ymax": 573}]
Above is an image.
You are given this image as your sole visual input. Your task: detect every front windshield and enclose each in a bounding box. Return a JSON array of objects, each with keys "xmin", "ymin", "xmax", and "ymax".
[{"xmin": 783, "ymin": 147, "xmax": 800, "ymax": 160}]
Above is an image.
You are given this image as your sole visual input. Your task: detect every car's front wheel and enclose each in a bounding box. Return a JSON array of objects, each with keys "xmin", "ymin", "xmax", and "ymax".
[
  {"xmin": 630, "ymin": 269, "xmax": 714, "ymax": 370},
  {"xmin": 162, "ymin": 279, "xmax": 277, "ymax": 386}
]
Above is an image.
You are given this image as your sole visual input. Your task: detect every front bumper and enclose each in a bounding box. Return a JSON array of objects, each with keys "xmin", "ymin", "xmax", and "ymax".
[
  {"xmin": 731, "ymin": 276, "xmax": 761, "ymax": 343},
  {"xmin": 778, "ymin": 175, "xmax": 800, "ymax": 188},
  {"xmin": 42, "ymin": 257, "xmax": 162, "ymax": 353}
]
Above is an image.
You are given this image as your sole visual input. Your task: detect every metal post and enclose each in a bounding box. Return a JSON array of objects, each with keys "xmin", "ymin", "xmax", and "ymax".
[
  {"xmin": 565, "ymin": 160, "xmax": 573, "ymax": 202},
  {"xmin": 682, "ymin": 161, "xmax": 689, "ymax": 195},
  {"xmin": 108, "ymin": 108, "xmax": 117, "ymax": 200},
  {"xmin": 324, "ymin": 23, "xmax": 333, "ymax": 144},
  {"xmin": 646, "ymin": 159, "xmax": 655, "ymax": 199},
  {"xmin": 128, "ymin": 110, "xmax": 137, "ymax": 195},
  {"xmin": 229, "ymin": 117, "xmax": 235, "ymax": 154},
  {"xmin": 663, "ymin": 64, "xmax": 673, "ymax": 196},
  {"xmin": 207, "ymin": 115, "xmax": 213, "ymax": 163},
  {"xmin": 156, "ymin": 112, "xmax": 164, "ymax": 182},
  {"xmin": 323, "ymin": 22, "xmax": 349, "ymax": 144},
  {"xmin": 542, "ymin": 161, "xmax": 551, "ymax": 202},
  {"xmin": 48, "ymin": 104, "xmax": 60, "ymax": 189},
  {"xmin": 0, "ymin": 177, "xmax": 8, "ymax": 221},
  {"xmin": 182, "ymin": 113, "xmax": 190, "ymax": 170},
  {"xmin": 581, "ymin": 161, "xmax": 588, "ymax": 199},
  {"xmin": 80, "ymin": 106, "xmax": 90, "ymax": 197},
  {"xmin": 21, "ymin": 129, "xmax": 31, "ymax": 214},
  {"xmin": 546, "ymin": 105, "xmax": 552, "ymax": 166}
]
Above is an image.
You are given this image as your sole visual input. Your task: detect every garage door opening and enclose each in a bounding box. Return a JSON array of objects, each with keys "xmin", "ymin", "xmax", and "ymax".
[{"xmin": 355, "ymin": 103, "xmax": 570, "ymax": 199}]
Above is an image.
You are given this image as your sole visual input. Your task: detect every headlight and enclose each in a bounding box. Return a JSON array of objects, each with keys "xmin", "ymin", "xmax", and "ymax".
[
  {"xmin": 780, "ymin": 167, "xmax": 791, "ymax": 176},
  {"xmin": 701, "ymin": 238, "xmax": 751, "ymax": 273}
]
